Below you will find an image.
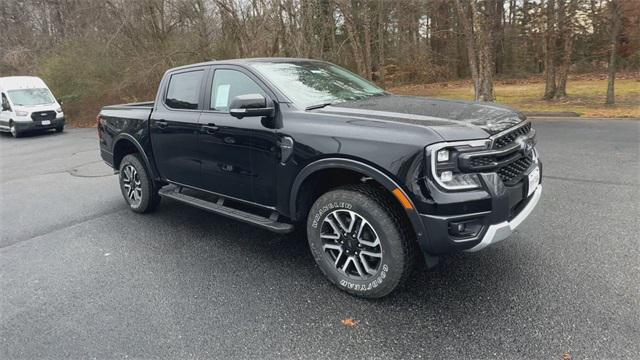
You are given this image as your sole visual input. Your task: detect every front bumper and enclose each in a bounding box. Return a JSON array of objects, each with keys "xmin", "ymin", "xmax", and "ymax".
[
  {"xmin": 417, "ymin": 161, "xmax": 542, "ymax": 254},
  {"xmin": 465, "ymin": 185, "xmax": 542, "ymax": 252},
  {"xmin": 15, "ymin": 117, "xmax": 65, "ymax": 131}
]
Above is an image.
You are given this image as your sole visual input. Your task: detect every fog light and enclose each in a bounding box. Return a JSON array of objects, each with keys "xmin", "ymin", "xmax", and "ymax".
[
  {"xmin": 449, "ymin": 219, "xmax": 484, "ymax": 239},
  {"xmin": 437, "ymin": 149, "xmax": 450, "ymax": 162}
]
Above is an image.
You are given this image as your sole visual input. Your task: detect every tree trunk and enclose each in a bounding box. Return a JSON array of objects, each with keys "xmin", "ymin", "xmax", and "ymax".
[
  {"xmin": 377, "ymin": 0, "xmax": 385, "ymax": 84},
  {"xmin": 362, "ymin": 3, "xmax": 373, "ymax": 80},
  {"xmin": 454, "ymin": 0, "xmax": 481, "ymax": 100},
  {"xmin": 606, "ymin": 0, "xmax": 621, "ymax": 105},
  {"xmin": 472, "ymin": 0, "xmax": 496, "ymax": 102},
  {"xmin": 555, "ymin": 0, "xmax": 576, "ymax": 98},
  {"xmin": 543, "ymin": 0, "xmax": 557, "ymax": 100}
]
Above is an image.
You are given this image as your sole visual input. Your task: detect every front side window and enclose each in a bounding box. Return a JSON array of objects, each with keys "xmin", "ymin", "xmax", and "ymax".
[
  {"xmin": 165, "ymin": 70, "xmax": 203, "ymax": 110},
  {"xmin": 249, "ymin": 61, "xmax": 384, "ymax": 109},
  {"xmin": 1, "ymin": 94, "xmax": 10, "ymax": 110},
  {"xmin": 210, "ymin": 69, "xmax": 267, "ymax": 111},
  {"xmin": 6, "ymin": 88, "xmax": 54, "ymax": 106}
]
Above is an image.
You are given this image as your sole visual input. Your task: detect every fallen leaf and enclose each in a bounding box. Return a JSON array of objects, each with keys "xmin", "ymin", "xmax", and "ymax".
[
  {"xmin": 562, "ymin": 352, "xmax": 572, "ymax": 360},
  {"xmin": 341, "ymin": 318, "xmax": 358, "ymax": 328}
]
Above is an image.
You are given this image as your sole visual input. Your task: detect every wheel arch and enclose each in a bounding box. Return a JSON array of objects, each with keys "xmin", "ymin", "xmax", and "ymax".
[
  {"xmin": 112, "ymin": 134, "xmax": 157, "ymax": 178},
  {"xmin": 289, "ymin": 158, "xmax": 427, "ymax": 244}
]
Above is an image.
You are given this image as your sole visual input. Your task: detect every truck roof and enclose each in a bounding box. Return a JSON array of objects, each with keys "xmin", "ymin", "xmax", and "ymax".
[
  {"xmin": 0, "ymin": 76, "xmax": 48, "ymax": 92},
  {"xmin": 167, "ymin": 57, "xmax": 327, "ymax": 73}
]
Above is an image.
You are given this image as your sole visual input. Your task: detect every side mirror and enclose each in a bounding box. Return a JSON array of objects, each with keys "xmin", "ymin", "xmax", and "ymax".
[
  {"xmin": 57, "ymin": 98, "xmax": 64, "ymax": 106},
  {"xmin": 229, "ymin": 94, "xmax": 274, "ymax": 119},
  {"xmin": 1, "ymin": 104, "xmax": 9, "ymax": 112}
]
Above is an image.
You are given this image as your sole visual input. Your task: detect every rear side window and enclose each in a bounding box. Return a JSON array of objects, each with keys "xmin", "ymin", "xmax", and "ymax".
[
  {"xmin": 165, "ymin": 70, "xmax": 203, "ymax": 110},
  {"xmin": 210, "ymin": 69, "xmax": 267, "ymax": 111}
]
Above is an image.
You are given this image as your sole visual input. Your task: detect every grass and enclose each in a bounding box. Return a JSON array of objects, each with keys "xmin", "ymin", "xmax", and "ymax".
[{"xmin": 388, "ymin": 75, "xmax": 640, "ymax": 118}]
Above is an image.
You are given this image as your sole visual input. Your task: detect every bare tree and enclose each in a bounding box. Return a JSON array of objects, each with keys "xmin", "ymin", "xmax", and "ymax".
[
  {"xmin": 455, "ymin": 0, "xmax": 498, "ymax": 101},
  {"xmin": 606, "ymin": 0, "xmax": 622, "ymax": 105},
  {"xmin": 543, "ymin": 0, "xmax": 557, "ymax": 100},
  {"xmin": 555, "ymin": 0, "xmax": 578, "ymax": 98}
]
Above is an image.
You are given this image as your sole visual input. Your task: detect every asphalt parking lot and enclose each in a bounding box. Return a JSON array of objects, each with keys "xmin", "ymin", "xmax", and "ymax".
[{"xmin": 1, "ymin": 118, "xmax": 638, "ymax": 359}]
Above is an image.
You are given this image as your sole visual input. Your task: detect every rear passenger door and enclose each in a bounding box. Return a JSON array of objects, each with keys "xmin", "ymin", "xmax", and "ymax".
[{"xmin": 150, "ymin": 67, "xmax": 208, "ymax": 187}]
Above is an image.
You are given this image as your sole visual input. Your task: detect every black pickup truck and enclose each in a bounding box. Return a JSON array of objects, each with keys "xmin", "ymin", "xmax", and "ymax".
[{"xmin": 98, "ymin": 58, "xmax": 542, "ymax": 298}]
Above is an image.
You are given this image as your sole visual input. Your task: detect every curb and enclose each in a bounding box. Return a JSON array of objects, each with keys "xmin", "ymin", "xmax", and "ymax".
[{"xmin": 523, "ymin": 111, "xmax": 581, "ymax": 117}]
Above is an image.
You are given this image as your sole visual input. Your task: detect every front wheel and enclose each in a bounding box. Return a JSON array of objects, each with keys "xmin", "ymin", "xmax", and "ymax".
[
  {"xmin": 119, "ymin": 154, "xmax": 161, "ymax": 213},
  {"xmin": 55, "ymin": 125, "xmax": 64, "ymax": 133},
  {"xmin": 306, "ymin": 185, "xmax": 415, "ymax": 298},
  {"xmin": 10, "ymin": 122, "xmax": 21, "ymax": 138}
]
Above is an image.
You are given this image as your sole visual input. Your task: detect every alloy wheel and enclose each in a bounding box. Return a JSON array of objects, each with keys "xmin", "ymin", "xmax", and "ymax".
[
  {"xmin": 122, "ymin": 164, "xmax": 142, "ymax": 206},
  {"xmin": 320, "ymin": 209, "xmax": 383, "ymax": 280}
]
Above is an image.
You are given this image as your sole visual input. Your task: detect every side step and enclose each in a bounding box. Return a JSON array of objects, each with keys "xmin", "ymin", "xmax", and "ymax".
[{"xmin": 158, "ymin": 185, "xmax": 294, "ymax": 234}]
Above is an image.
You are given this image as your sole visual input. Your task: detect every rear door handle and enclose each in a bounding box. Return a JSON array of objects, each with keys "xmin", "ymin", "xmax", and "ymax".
[
  {"xmin": 156, "ymin": 120, "xmax": 169, "ymax": 128},
  {"xmin": 202, "ymin": 123, "xmax": 219, "ymax": 134}
]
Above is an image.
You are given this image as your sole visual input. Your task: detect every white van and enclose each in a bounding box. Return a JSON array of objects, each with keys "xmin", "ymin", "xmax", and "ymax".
[{"xmin": 0, "ymin": 76, "xmax": 65, "ymax": 137}]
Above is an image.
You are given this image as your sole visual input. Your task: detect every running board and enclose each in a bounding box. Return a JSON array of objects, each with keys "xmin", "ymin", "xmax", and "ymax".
[{"xmin": 158, "ymin": 185, "xmax": 294, "ymax": 234}]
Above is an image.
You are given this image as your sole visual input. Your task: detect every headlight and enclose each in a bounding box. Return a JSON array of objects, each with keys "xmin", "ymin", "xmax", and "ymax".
[
  {"xmin": 436, "ymin": 149, "xmax": 450, "ymax": 162},
  {"xmin": 56, "ymin": 107, "xmax": 63, "ymax": 113},
  {"xmin": 15, "ymin": 110, "xmax": 29, "ymax": 117},
  {"xmin": 428, "ymin": 141, "xmax": 489, "ymax": 191}
]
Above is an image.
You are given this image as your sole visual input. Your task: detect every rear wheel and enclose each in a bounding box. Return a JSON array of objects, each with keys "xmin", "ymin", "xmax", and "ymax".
[
  {"xmin": 306, "ymin": 184, "xmax": 415, "ymax": 298},
  {"xmin": 119, "ymin": 154, "xmax": 161, "ymax": 213}
]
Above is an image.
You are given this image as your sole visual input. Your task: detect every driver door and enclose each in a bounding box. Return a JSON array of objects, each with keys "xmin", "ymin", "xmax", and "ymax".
[
  {"xmin": 198, "ymin": 66, "xmax": 278, "ymax": 205},
  {"xmin": 0, "ymin": 93, "xmax": 12, "ymax": 130}
]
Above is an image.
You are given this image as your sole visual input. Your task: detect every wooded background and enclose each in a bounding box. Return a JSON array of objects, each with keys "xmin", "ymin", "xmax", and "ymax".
[{"xmin": 1, "ymin": 0, "xmax": 638, "ymax": 125}]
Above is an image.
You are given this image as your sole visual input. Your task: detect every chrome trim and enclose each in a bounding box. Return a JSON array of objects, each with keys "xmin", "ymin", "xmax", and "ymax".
[
  {"xmin": 463, "ymin": 129, "xmax": 535, "ymax": 159},
  {"xmin": 488, "ymin": 120, "xmax": 531, "ymax": 148},
  {"xmin": 427, "ymin": 120, "xmax": 534, "ymax": 191},
  {"xmin": 464, "ymin": 185, "xmax": 542, "ymax": 252},
  {"xmin": 427, "ymin": 139, "xmax": 490, "ymax": 190}
]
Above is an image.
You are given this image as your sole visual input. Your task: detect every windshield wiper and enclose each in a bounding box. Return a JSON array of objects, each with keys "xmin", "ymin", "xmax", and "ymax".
[{"xmin": 305, "ymin": 102, "xmax": 333, "ymax": 111}]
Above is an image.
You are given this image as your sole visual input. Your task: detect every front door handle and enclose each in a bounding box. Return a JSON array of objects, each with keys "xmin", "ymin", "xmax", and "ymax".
[
  {"xmin": 202, "ymin": 123, "xmax": 219, "ymax": 134},
  {"xmin": 156, "ymin": 120, "xmax": 169, "ymax": 129}
]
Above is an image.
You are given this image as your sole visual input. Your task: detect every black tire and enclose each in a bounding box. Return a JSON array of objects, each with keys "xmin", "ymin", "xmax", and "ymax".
[
  {"xmin": 306, "ymin": 184, "xmax": 415, "ymax": 298},
  {"xmin": 55, "ymin": 126, "xmax": 64, "ymax": 133},
  {"xmin": 10, "ymin": 122, "xmax": 22, "ymax": 138},
  {"xmin": 118, "ymin": 154, "xmax": 161, "ymax": 213}
]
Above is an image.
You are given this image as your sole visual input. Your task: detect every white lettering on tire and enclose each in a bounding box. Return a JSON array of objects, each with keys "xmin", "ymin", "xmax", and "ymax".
[
  {"xmin": 311, "ymin": 201, "xmax": 352, "ymax": 228},
  {"xmin": 338, "ymin": 264, "xmax": 389, "ymax": 292}
]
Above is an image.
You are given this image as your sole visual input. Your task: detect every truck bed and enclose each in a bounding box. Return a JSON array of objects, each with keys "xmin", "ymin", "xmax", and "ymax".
[
  {"xmin": 101, "ymin": 101, "xmax": 154, "ymax": 111},
  {"xmin": 98, "ymin": 101, "xmax": 155, "ymax": 169}
]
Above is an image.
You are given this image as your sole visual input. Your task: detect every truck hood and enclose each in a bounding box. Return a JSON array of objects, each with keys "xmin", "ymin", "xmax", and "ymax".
[{"xmin": 316, "ymin": 94, "xmax": 526, "ymax": 141}]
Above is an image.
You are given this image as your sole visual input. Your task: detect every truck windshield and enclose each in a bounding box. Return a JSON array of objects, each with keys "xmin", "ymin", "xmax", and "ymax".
[
  {"xmin": 249, "ymin": 61, "xmax": 385, "ymax": 109},
  {"xmin": 7, "ymin": 88, "xmax": 55, "ymax": 106}
]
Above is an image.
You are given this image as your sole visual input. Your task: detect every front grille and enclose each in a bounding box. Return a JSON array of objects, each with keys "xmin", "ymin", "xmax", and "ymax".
[
  {"xmin": 498, "ymin": 155, "xmax": 533, "ymax": 185},
  {"xmin": 31, "ymin": 111, "xmax": 56, "ymax": 121},
  {"xmin": 458, "ymin": 121, "xmax": 536, "ymax": 186},
  {"xmin": 493, "ymin": 122, "xmax": 532, "ymax": 149},
  {"xmin": 470, "ymin": 155, "xmax": 497, "ymax": 168}
]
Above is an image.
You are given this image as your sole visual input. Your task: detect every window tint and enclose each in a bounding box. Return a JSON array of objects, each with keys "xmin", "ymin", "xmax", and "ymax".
[
  {"xmin": 1, "ymin": 94, "xmax": 8, "ymax": 109},
  {"xmin": 210, "ymin": 69, "xmax": 266, "ymax": 111},
  {"xmin": 165, "ymin": 70, "xmax": 203, "ymax": 110}
]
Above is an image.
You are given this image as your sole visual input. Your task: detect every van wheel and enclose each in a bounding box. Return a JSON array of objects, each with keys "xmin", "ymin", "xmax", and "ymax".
[
  {"xmin": 306, "ymin": 184, "xmax": 415, "ymax": 299},
  {"xmin": 55, "ymin": 126, "xmax": 64, "ymax": 133},
  {"xmin": 119, "ymin": 154, "xmax": 161, "ymax": 213},
  {"xmin": 10, "ymin": 122, "xmax": 21, "ymax": 138}
]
